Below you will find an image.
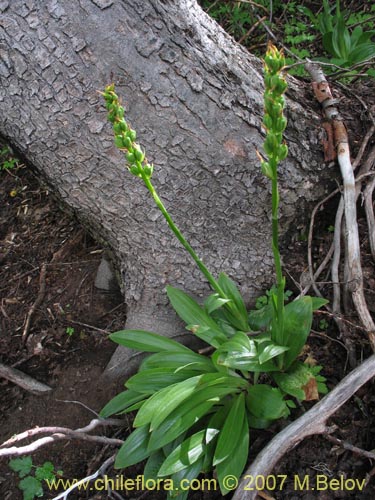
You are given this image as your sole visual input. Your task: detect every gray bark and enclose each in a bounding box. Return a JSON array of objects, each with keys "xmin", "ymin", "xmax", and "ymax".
[{"xmin": 0, "ymin": 0, "xmax": 334, "ymax": 381}]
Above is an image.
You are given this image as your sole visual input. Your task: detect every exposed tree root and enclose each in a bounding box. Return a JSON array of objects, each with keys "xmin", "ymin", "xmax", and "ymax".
[{"xmin": 305, "ymin": 62, "xmax": 375, "ymax": 351}]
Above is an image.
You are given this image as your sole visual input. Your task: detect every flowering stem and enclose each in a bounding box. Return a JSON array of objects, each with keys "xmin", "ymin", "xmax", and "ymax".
[
  {"xmin": 102, "ymin": 84, "xmax": 248, "ymax": 329},
  {"xmin": 259, "ymin": 43, "xmax": 289, "ymax": 352}
]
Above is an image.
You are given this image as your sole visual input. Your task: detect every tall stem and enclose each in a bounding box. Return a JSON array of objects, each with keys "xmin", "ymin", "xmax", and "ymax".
[{"xmin": 271, "ymin": 171, "xmax": 285, "ymax": 347}]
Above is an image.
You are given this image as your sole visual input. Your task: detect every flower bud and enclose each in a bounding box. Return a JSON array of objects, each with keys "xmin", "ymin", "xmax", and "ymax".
[
  {"xmin": 261, "ymin": 161, "xmax": 274, "ymax": 179},
  {"xmin": 134, "ymin": 147, "xmax": 145, "ymax": 162},
  {"xmin": 126, "ymin": 152, "xmax": 135, "ymax": 163},
  {"xmin": 114, "ymin": 136, "xmax": 124, "ymax": 148},
  {"xmin": 264, "ymin": 133, "xmax": 279, "ymax": 155},
  {"xmin": 123, "ymin": 136, "xmax": 132, "ymax": 149},
  {"xmin": 127, "ymin": 129, "xmax": 136, "ymax": 141},
  {"xmin": 263, "ymin": 114, "xmax": 273, "ymax": 130},
  {"xmin": 143, "ymin": 163, "xmax": 154, "ymax": 177},
  {"xmin": 277, "ymin": 143, "xmax": 288, "ymax": 160},
  {"xmin": 275, "ymin": 116, "xmax": 287, "ymax": 133},
  {"xmin": 116, "ymin": 106, "xmax": 125, "ymax": 119},
  {"xmin": 129, "ymin": 165, "xmax": 142, "ymax": 177}
]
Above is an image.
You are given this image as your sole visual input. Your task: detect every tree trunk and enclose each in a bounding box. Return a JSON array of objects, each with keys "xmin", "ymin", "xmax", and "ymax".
[{"xmin": 0, "ymin": 0, "xmax": 334, "ymax": 381}]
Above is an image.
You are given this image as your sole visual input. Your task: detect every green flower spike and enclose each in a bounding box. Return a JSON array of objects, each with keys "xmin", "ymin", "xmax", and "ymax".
[
  {"xmin": 259, "ymin": 43, "xmax": 288, "ymax": 356},
  {"xmin": 102, "ymin": 84, "xmax": 250, "ymax": 331}
]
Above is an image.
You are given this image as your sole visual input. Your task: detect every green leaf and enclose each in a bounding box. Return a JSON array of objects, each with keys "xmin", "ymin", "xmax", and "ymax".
[
  {"xmin": 281, "ymin": 296, "xmax": 313, "ymax": 369},
  {"xmin": 149, "ymin": 372, "xmax": 247, "ymax": 451},
  {"xmin": 332, "ymin": 15, "xmax": 351, "ymax": 59},
  {"xmin": 217, "ymin": 273, "xmax": 249, "ymax": 331},
  {"xmin": 248, "ymin": 303, "xmax": 273, "ymax": 331},
  {"xmin": 9, "ymin": 457, "xmax": 33, "ymax": 478},
  {"xmin": 216, "ymin": 414, "xmax": 249, "ymax": 495},
  {"xmin": 158, "ymin": 429, "xmax": 216, "ymax": 476},
  {"xmin": 100, "ymin": 390, "xmax": 146, "ymax": 418},
  {"xmin": 148, "ymin": 389, "xmax": 229, "ymax": 451},
  {"xmin": 35, "ymin": 462, "xmax": 55, "ymax": 481},
  {"xmin": 247, "ymin": 384, "xmax": 290, "ymax": 421},
  {"xmin": 215, "ymin": 332, "xmax": 279, "ymax": 372},
  {"xmin": 19, "ymin": 476, "xmax": 44, "ymax": 500},
  {"xmin": 257, "ymin": 342, "xmax": 289, "ymax": 365},
  {"xmin": 139, "ymin": 351, "xmax": 215, "ymax": 373},
  {"xmin": 348, "ymin": 43, "xmax": 375, "ymax": 64},
  {"xmin": 109, "ymin": 330, "xmax": 192, "ymax": 353},
  {"xmin": 310, "ymin": 297, "xmax": 329, "ymax": 310},
  {"xmin": 273, "ymin": 361, "xmax": 328, "ymax": 400},
  {"xmin": 115, "ymin": 425, "xmax": 151, "ymax": 468},
  {"xmin": 204, "ymin": 293, "xmax": 231, "ymax": 314},
  {"xmin": 144, "ymin": 451, "xmax": 166, "ymax": 481},
  {"xmin": 134, "ymin": 376, "xmax": 201, "ymax": 430},
  {"xmin": 126, "ymin": 369, "xmax": 200, "ymax": 394},
  {"xmin": 213, "ymin": 393, "xmax": 245, "ymax": 466},
  {"xmin": 168, "ymin": 458, "xmax": 204, "ymax": 500},
  {"xmin": 167, "ymin": 286, "xmax": 228, "ymax": 348}
]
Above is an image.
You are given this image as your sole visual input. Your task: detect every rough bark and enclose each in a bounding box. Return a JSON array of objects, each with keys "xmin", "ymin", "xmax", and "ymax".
[{"xmin": 0, "ymin": 0, "xmax": 334, "ymax": 381}]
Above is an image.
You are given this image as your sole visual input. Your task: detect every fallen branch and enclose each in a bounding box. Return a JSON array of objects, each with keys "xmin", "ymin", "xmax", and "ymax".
[
  {"xmin": 232, "ymin": 354, "xmax": 375, "ymax": 500},
  {"xmin": 0, "ymin": 418, "xmax": 124, "ymax": 457},
  {"xmin": 0, "ymin": 361, "xmax": 52, "ymax": 395}
]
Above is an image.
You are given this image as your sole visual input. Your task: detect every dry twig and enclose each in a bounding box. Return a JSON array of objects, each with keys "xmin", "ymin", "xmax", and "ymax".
[{"xmin": 22, "ymin": 262, "xmax": 47, "ymax": 342}]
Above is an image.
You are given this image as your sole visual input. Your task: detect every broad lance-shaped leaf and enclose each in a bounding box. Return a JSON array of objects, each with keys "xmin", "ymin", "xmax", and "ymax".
[
  {"xmin": 144, "ymin": 451, "xmax": 165, "ymax": 481},
  {"xmin": 100, "ymin": 390, "xmax": 146, "ymax": 418},
  {"xmin": 213, "ymin": 392, "xmax": 246, "ymax": 466},
  {"xmin": 134, "ymin": 376, "xmax": 201, "ymax": 430},
  {"xmin": 148, "ymin": 382, "xmax": 246, "ymax": 451},
  {"xmin": 217, "ymin": 273, "xmax": 249, "ymax": 331},
  {"xmin": 214, "ymin": 332, "xmax": 280, "ymax": 372},
  {"xmin": 216, "ymin": 413, "xmax": 250, "ymax": 495},
  {"xmin": 166, "ymin": 286, "xmax": 228, "ymax": 347},
  {"xmin": 139, "ymin": 351, "xmax": 215, "ymax": 373},
  {"xmin": 115, "ymin": 425, "xmax": 151, "ymax": 468},
  {"xmin": 204, "ymin": 293, "xmax": 231, "ymax": 314},
  {"xmin": 126, "ymin": 368, "xmax": 201, "ymax": 394},
  {"xmin": 281, "ymin": 296, "xmax": 313, "ymax": 369},
  {"xmin": 158, "ymin": 429, "xmax": 218, "ymax": 476},
  {"xmin": 109, "ymin": 329, "xmax": 192, "ymax": 353},
  {"xmin": 168, "ymin": 458, "xmax": 204, "ymax": 500}
]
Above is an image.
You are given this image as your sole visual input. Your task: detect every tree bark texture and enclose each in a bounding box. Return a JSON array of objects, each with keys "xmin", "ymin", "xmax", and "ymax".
[{"xmin": 0, "ymin": 0, "xmax": 334, "ymax": 380}]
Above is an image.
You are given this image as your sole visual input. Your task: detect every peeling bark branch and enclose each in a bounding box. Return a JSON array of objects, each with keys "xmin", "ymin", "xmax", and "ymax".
[
  {"xmin": 0, "ymin": 418, "xmax": 124, "ymax": 457},
  {"xmin": 305, "ymin": 62, "xmax": 375, "ymax": 350},
  {"xmin": 232, "ymin": 354, "xmax": 375, "ymax": 500}
]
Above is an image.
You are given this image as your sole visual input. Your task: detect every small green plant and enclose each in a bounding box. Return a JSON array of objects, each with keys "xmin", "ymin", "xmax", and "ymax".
[
  {"xmin": 0, "ymin": 146, "xmax": 19, "ymax": 171},
  {"xmin": 319, "ymin": 318, "xmax": 329, "ymax": 331},
  {"xmin": 316, "ymin": 0, "xmax": 375, "ymax": 76},
  {"xmin": 8, "ymin": 456, "xmax": 62, "ymax": 500},
  {"xmin": 65, "ymin": 326, "xmax": 75, "ymax": 337},
  {"xmin": 100, "ymin": 43, "xmax": 328, "ymax": 497}
]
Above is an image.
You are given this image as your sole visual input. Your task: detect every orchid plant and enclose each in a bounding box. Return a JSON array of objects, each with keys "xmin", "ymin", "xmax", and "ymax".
[{"xmin": 99, "ymin": 44, "xmax": 328, "ymax": 498}]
